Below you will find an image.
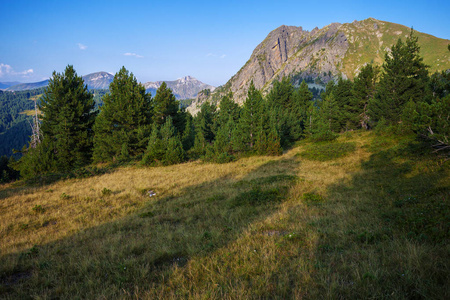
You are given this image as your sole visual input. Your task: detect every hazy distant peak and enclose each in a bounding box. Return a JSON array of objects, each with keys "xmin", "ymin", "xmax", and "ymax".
[{"xmin": 144, "ymin": 76, "xmax": 215, "ymax": 99}]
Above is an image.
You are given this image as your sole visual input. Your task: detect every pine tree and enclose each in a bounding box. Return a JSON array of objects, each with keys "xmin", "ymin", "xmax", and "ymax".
[
  {"xmin": 216, "ymin": 92, "xmax": 240, "ymax": 128},
  {"xmin": 308, "ymin": 94, "xmax": 339, "ymax": 141},
  {"xmin": 153, "ymin": 82, "xmax": 185, "ymax": 133},
  {"xmin": 369, "ymin": 29, "xmax": 429, "ymax": 125},
  {"xmin": 29, "ymin": 65, "xmax": 96, "ymax": 173},
  {"xmin": 214, "ymin": 115, "xmax": 236, "ymax": 155},
  {"xmin": 321, "ymin": 80, "xmax": 336, "ymax": 100},
  {"xmin": 164, "ymin": 136, "xmax": 185, "ymax": 165},
  {"xmin": 292, "ymin": 80, "xmax": 313, "ymax": 127},
  {"xmin": 141, "ymin": 118, "xmax": 185, "ymax": 166},
  {"xmin": 266, "ymin": 77, "xmax": 295, "ymax": 109},
  {"xmin": 234, "ymin": 81, "xmax": 262, "ymax": 152},
  {"xmin": 93, "ymin": 67, "xmax": 152, "ymax": 162},
  {"xmin": 182, "ymin": 113, "xmax": 195, "ymax": 151},
  {"xmin": 142, "ymin": 123, "xmax": 164, "ymax": 165},
  {"xmin": 194, "ymin": 101, "xmax": 216, "ymax": 144},
  {"xmin": 160, "ymin": 117, "xmax": 185, "ymax": 165},
  {"xmin": 266, "ymin": 113, "xmax": 283, "ymax": 156},
  {"xmin": 351, "ymin": 64, "xmax": 379, "ymax": 129},
  {"xmin": 333, "ymin": 77, "xmax": 353, "ymax": 130}
]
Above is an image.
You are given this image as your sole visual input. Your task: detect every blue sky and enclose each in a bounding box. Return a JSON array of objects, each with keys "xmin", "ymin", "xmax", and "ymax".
[{"xmin": 1, "ymin": 0, "xmax": 449, "ymax": 86}]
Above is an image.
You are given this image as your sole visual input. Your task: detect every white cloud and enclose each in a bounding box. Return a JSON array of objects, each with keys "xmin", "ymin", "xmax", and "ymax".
[
  {"xmin": 124, "ymin": 52, "xmax": 143, "ymax": 58},
  {"xmin": 78, "ymin": 43, "xmax": 87, "ymax": 50},
  {"xmin": 206, "ymin": 53, "xmax": 226, "ymax": 59},
  {"xmin": 0, "ymin": 63, "xmax": 34, "ymax": 78}
]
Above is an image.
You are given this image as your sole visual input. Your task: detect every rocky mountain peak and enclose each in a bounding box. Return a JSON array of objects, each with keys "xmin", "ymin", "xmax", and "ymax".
[
  {"xmin": 187, "ymin": 18, "xmax": 450, "ymax": 112},
  {"xmin": 178, "ymin": 75, "xmax": 195, "ymax": 83},
  {"xmin": 144, "ymin": 76, "xmax": 215, "ymax": 100}
]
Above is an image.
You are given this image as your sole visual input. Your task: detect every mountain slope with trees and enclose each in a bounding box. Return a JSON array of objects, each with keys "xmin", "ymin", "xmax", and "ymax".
[{"xmin": 187, "ymin": 18, "xmax": 450, "ymax": 112}]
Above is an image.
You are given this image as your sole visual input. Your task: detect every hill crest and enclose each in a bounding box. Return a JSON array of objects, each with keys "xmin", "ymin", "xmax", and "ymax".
[{"xmin": 187, "ymin": 18, "xmax": 450, "ymax": 113}]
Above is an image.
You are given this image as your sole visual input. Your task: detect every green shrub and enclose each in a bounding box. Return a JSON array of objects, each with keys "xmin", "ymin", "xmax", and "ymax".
[
  {"xmin": 102, "ymin": 188, "xmax": 112, "ymax": 196},
  {"xmin": 32, "ymin": 205, "xmax": 45, "ymax": 214},
  {"xmin": 60, "ymin": 193, "xmax": 71, "ymax": 200}
]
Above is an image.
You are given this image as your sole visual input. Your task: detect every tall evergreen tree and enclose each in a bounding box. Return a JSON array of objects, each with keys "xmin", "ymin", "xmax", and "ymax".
[
  {"xmin": 160, "ymin": 117, "xmax": 185, "ymax": 165},
  {"xmin": 28, "ymin": 65, "xmax": 96, "ymax": 173},
  {"xmin": 216, "ymin": 92, "xmax": 240, "ymax": 128},
  {"xmin": 266, "ymin": 112, "xmax": 283, "ymax": 156},
  {"xmin": 195, "ymin": 101, "xmax": 216, "ymax": 143},
  {"xmin": 307, "ymin": 94, "xmax": 339, "ymax": 141},
  {"xmin": 153, "ymin": 82, "xmax": 185, "ymax": 133},
  {"xmin": 292, "ymin": 80, "xmax": 313, "ymax": 126},
  {"xmin": 351, "ymin": 64, "xmax": 379, "ymax": 129},
  {"xmin": 142, "ymin": 123, "xmax": 164, "ymax": 165},
  {"xmin": 192, "ymin": 102, "xmax": 216, "ymax": 157},
  {"xmin": 93, "ymin": 67, "xmax": 152, "ymax": 162},
  {"xmin": 182, "ymin": 113, "xmax": 195, "ymax": 151},
  {"xmin": 321, "ymin": 80, "xmax": 336, "ymax": 100},
  {"xmin": 234, "ymin": 81, "xmax": 262, "ymax": 152},
  {"xmin": 369, "ymin": 29, "xmax": 429, "ymax": 125},
  {"xmin": 142, "ymin": 117, "xmax": 186, "ymax": 166},
  {"xmin": 214, "ymin": 115, "xmax": 236, "ymax": 156},
  {"xmin": 266, "ymin": 77, "xmax": 295, "ymax": 109},
  {"xmin": 333, "ymin": 77, "xmax": 353, "ymax": 130}
]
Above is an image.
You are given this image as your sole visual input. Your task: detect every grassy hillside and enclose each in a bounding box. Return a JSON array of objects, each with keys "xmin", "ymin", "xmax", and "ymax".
[
  {"xmin": 341, "ymin": 19, "xmax": 450, "ymax": 79},
  {"xmin": 0, "ymin": 131, "xmax": 448, "ymax": 298}
]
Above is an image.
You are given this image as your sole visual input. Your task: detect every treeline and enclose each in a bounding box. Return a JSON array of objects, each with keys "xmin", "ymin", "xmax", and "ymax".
[{"xmin": 3, "ymin": 30, "xmax": 449, "ymax": 182}]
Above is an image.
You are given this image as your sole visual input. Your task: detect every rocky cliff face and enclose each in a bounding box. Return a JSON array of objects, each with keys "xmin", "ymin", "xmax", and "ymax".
[
  {"xmin": 144, "ymin": 76, "xmax": 215, "ymax": 99},
  {"xmin": 187, "ymin": 18, "xmax": 450, "ymax": 113},
  {"xmin": 225, "ymin": 22, "xmax": 348, "ymax": 102}
]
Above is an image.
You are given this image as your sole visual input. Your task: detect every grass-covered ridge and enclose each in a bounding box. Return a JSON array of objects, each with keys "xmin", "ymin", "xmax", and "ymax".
[
  {"xmin": 0, "ymin": 131, "xmax": 448, "ymax": 298},
  {"xmin": 341, "ymin": 18, "xmax": 450, "ymax": 79}
]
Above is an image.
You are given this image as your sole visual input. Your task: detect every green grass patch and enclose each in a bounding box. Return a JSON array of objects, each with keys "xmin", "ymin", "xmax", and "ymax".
[
  {"xmin": 299, "ymin": 141, "xmax": 357, "ymax": 161},
  {"xmin": 229, "ymin": 186, "xmax": 287, "ymax": 207},
  {"xmin": 234, "ymin": 174, "xmax": 299, "ymax": 187}
]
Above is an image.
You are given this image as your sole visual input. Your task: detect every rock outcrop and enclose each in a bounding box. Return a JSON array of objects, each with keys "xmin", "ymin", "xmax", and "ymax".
[{"xmin": 187, "ymin": 18, "xmax": 450, "ymax": 112}]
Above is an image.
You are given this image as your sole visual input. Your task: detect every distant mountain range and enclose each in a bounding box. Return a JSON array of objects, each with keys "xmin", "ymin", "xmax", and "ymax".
[
  {"xmin": 3, "ymin": 73, "xmax": 214, "ymax": 100},
  {"xmin": 144, "ymin": 76, "xmax": 215, "ymax": 99},
  {"xmin": 187, "ymin": 18, "xmax": 450, "ymax": 113},
  {"xmin": 0, "ymin": 82, "xmax": 20, "ymax": 89},
  {"xmin": 4, "ymin": 80, "xmax": 50, "ymax": 91},
  {"xmin": 4, "ymin": 72, "xmax": 114, "ymax": 92}
]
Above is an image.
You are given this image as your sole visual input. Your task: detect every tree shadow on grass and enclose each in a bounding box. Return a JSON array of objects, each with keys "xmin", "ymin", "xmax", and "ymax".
[
  {"xmin": 294, "ymin": 138, "xmax": 449, "ymax": 299},
  {"xmin": 0, "ymin": 157, "xmax": 300, "ymax": 299}
]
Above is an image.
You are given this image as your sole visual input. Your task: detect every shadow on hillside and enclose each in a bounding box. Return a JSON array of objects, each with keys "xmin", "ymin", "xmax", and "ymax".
[
  {"xmin": 0, "ymin": 157, "xmax": 300, "ymax": 298},
  {"xmin": 282, "ymin": 139, "xmax": 449, "ymax": 298},
  {"xmin": 0, "ymin": 162, "xmax": 127, "ymax": 200}
]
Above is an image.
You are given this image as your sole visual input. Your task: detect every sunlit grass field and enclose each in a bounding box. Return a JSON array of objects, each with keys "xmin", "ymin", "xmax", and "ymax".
[{"xmin": 1, "ymin": 131, "xmax": 448, "ymax": 299}]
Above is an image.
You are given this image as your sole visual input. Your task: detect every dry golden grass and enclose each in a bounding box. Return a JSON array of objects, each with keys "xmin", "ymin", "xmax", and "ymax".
[{"xmin": 1, "ymin": 131, "xmax": 448, "ymax": 299}]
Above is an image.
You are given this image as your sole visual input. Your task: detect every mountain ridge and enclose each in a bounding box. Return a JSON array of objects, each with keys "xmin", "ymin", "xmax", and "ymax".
[
  {"xmin": 4, "ymin": 73, "xmax": 215, "ymax": 100},
  {"xmin": 0, "ymin": 81, "xmax": 21, "ymax": 90},
  {"xmin": 5, "ymin": 72, "xmax": 114, "ymax": 91},
  {"xmin": 187, "ymin": 18, "xmax": 450, "ymax": 114},
  {"xmin": 144, "ymin": 75, "xmax": 215, "ymax": 99}
]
